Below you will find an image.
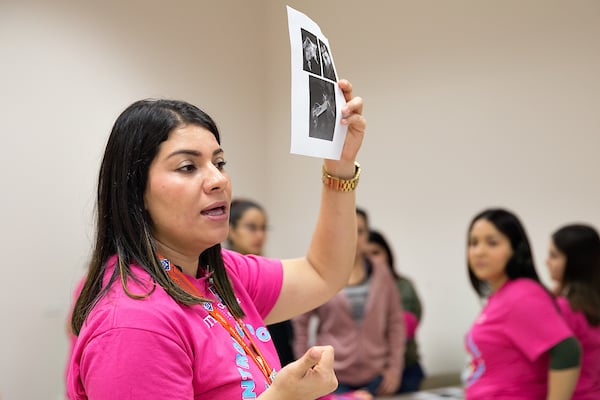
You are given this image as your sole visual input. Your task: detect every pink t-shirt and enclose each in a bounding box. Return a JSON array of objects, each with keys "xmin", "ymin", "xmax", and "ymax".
[
  {"xmin": 67, "ymin": 249, "xmax": 283, "ymax": 399},
  {"xmin": 557, "ymin": 296, "xmax": 600, "ymax": 400},
  {"xmin": 65, "ymin": 275, "xmax": 86, "ymax": 383},
  {"xmin": 465, "ymin": 278, "xmax": 573, "ymax": 400}
]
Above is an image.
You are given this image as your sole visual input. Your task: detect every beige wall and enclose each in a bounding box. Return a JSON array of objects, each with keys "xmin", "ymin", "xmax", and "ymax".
[{"xmin": 1, "ymin": 1, "xmax": 598, "ymax": 399}]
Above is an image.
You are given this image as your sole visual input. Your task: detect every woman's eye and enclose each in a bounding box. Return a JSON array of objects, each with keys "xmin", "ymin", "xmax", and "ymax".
[
  {"xmin": 215, "ymin": 160, "xmax": 227, "ymax": 170},
  {"xmin": 178, "ymin": 164, "xmax": 196, "ymax": 173}
]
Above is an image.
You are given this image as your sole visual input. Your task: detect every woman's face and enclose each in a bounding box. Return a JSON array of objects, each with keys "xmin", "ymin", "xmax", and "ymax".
[
  {"xmin": 228, "ymin": 207, "xmax": 267, "ymax": 255},
  {"xmin": 468, "ymin": 218, "xmax": 512, "ymax": 292},
  {"xmin": 546, "ymin": 240, "xmax": 566, "ymax": 284},
  {"xmin": 144, "ymin": 124, "xmax": 231, "ymax": 256},
  {"xmin": 366, "ymin": 242, "xmax": 388, "ymax": 267}
]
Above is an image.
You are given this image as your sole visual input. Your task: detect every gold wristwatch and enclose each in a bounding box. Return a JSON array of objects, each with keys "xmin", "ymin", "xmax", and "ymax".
[{"xmin": 322, "ymin": 161, "xmax": 361, "ymax": 192}]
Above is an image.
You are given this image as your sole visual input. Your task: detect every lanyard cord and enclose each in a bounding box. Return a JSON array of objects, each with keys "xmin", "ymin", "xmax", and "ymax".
[{"xmin": 160, "ymin": 256, "xmax": 276, "ymax": 384}]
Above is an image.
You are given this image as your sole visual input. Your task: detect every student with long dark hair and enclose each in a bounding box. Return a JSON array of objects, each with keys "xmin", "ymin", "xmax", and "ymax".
[
  {"xmin": 547, "ymin": 224, "xmax": 600, "ymax": 399},
  {"xmin": 66, "ymin": 79, "xmax": 365, "ymax": 399},
  {"xmin": 464, "ymin": 208, "xmax": 580, "ymax": 400}
]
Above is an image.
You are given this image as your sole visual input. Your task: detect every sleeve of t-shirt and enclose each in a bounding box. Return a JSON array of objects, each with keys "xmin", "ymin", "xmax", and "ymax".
[
  {"xmin": 221, "ymin": 249, "xmax": 283, "ymax": 319},
  {"xmin": 503, "ymin": 280, "xmax": 574, "ymax": 362},
  {"xmin": 79, "ymin": 327, "xmax": 193, "ymax": 399}
]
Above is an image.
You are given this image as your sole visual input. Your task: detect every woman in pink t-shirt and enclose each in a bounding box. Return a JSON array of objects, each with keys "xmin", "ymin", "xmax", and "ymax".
[
  {"xmin": 67, "ymin": 79, "xmax": 366, "ymax": 400},
  {"xmin": 464, "ymin": 208, "xmax": 581, "ymax": 400},
  {"xmin": 547, "ymin": 224, "xmax": 600, "ymax": 400}
]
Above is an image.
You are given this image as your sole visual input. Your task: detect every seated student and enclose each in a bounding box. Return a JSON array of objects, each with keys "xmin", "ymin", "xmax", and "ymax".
[
  {"xmin": 546, "ymin": 224, "xmax": 600, "ymax": 400},
  {"xmin": 464, "ymin": 208, "xmax": 580, "ymax": 400},
  {"xmin": 293, "ymin": 208, "xmax": 405, "ymax": 397},
  {"xmin": 367, "ymin": 229, "xmax": 425, "ymax": 393},
  {"xmin": 227, "ymin": 198, "xmax": 295, "ymax": 367}
]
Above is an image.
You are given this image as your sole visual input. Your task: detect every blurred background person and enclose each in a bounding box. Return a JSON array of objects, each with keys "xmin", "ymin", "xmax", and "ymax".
[
  {"xmin": 293, "ymin": 208, "xmax": 405, "ymax": 397},
  {"xmin": 227, "ymin": 198, "xmax": 295, "ymax": 366},
  {"xmin": 464, "ymin": 208, "xmax": 580, "ymax": 400},
  {"xmin": 367, "ymin": 229, "xmax": 425, "ymax": 393},
  {"xmin": 547, "ymin": 224, "xmax": 600, "ymax": 400}
]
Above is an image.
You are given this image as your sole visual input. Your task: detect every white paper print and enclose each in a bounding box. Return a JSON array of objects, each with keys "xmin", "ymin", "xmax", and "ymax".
[{"xmin": 287, "ymin": 6, "xmax": 347, "ymax": 160}]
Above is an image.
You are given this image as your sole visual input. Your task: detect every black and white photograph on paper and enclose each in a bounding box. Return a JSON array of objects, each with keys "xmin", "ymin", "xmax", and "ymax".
[
  {"xmin": 301, "ymin": 28, "xmax": 321, "ymax": 75},
  {"xmin": 309, "ymin": 76, "xmax": 336, "ymax": 141},
  {"xmin": 319, "ymin": 39, "xmax": 337, "ymax": 82},
  {"xmin": 287, "ymin": 6, "xmax": 347, "ymax": 159}
]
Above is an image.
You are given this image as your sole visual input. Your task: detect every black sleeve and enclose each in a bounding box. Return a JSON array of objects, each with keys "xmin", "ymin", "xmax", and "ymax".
[{"xmin": 549, "ymin": 336, "xmax": 581, "ymax": 370}]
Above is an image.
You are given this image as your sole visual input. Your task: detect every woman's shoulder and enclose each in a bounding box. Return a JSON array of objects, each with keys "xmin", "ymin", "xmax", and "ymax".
[
  {"xmin": 221, "ymin": 248, "xmax": 281, "ymax": 271},
  {"xmin": 370, "ymin": 260, "xmax": 397, "ymax": 283},
  {"xmin": 505, "ymin": 277, "xmax": 547, "ymax": 294},
  {"xmin": 370, "ymin": 262, "xmax": 404, "ymax": 296},
  {"xmin": 397, "ymin": 276, "xmax": 417, "ymax": 290},
  {"xmin": 556, "ymin": 296, "xmax": 571, "ymax": 312},
  {"xmin": 494, "ymin": 278, "xmax": 552, "ymax": 307},
  {"xmin": 556, "ymin": 296, "xmax": 591, "ymax": 329},
  {"xmin": 220, "ymin": 248, "xmax": 283, "ymax": 286},
  {"xmin": 87, "ymin": 261, "xmax": 187, "ymax": 335}
]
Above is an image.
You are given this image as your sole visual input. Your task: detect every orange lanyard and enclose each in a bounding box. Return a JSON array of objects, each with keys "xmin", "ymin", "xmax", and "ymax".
[{"xmin": 160, "ymin": 257, "xmax": 276, "ymax": 384}]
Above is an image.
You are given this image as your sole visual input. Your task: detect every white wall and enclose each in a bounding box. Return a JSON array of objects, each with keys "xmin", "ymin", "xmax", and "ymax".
[
  {"xmin": 0, "ymin": 1, "xmax": 267, "ymax": 399},
  {"xmin": 1, "ymin": 1, "xmax": 599, "ymax": 399}
]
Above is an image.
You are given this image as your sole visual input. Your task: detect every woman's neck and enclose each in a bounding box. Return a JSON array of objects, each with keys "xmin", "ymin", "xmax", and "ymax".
[
  {"xmin": 488, "ymin": 275, "xmax": 509, "ymax": 294},
  {"xmin": 556, "ymin": 282, "xmax": 569, "ymax": 296},
  {"xmin": 155, "ymin": 242, "xmax": 200, "ymax": 277}
]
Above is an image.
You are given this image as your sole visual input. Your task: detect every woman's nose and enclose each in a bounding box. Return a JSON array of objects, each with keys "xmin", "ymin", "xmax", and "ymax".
[{"xmin": 204, "ymin": 165, "xmax": 228, "ymax": 192}]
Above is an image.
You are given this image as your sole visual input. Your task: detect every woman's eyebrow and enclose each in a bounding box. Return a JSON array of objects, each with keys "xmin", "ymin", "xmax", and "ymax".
[{"xmin": 167, "ymin": 148, "xmax": 224, "ymax": 159}]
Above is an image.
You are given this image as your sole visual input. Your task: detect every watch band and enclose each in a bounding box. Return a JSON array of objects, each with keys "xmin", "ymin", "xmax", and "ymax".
[{"xmin": 322, "ymin": 161, "xmax": 361, "ymax": 192}]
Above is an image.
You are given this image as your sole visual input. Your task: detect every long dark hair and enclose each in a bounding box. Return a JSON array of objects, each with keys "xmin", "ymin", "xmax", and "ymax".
[
  {"xmin": 552, "ymin": 224, "xmax": 600, "ymax": 326},
  {"xmin": 71, "ymin": 99, "xmax": 242, "ymax": 335},
  {"xmin": 467, "ymin": 208, "xmax": 541, "ymax": 297},
  {"xmin": 368, "ymin": 230, "xmax": 401, "ymax": 280}
]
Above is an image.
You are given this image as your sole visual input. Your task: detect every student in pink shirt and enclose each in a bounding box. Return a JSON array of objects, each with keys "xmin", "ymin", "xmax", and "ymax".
[
  {"xmin": 546, "ymin": 224, "xmax": 600, "ymax": 400},
  {"xmin": 67, "ymin": 79, "xmax": 366, "ymax": 400},
  {"xmin": 464, "ymin": 208, "xmax": 581, "ymax": 400}
]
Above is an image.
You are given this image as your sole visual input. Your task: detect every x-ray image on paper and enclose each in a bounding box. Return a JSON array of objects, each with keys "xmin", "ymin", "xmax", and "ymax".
[
  {"xmin": 301, "ymin": 29, "xmax": 321, "ymax": 76},
  {"xmin": 287, "ymin": 6, "xmax": 346, "ymax": 159},
  {"xmin": 319, "ymin": 39, "xmax": 337, "ymax": 82},
  {"xmin": 309, "ymin": 76, "xmax": 336, "ymax": 140}
]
